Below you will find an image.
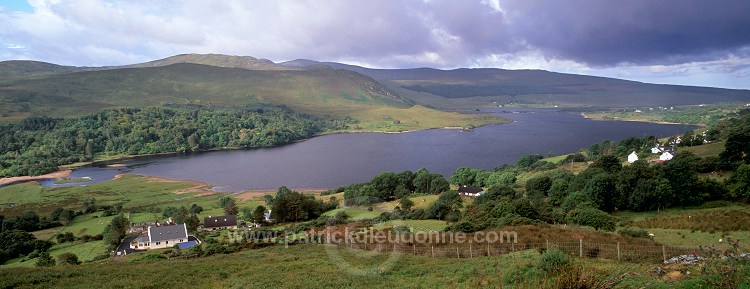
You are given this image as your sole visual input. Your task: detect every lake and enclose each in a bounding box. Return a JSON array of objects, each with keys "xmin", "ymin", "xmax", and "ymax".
[{"xmin": 38, "ymin": 110, "xmax": 695, "ymax": 192}]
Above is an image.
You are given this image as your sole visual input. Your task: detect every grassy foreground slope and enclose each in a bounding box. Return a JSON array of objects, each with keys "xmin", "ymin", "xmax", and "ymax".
[{"xmin": 0, "ymin": 244, "xmax": 687, "ymax": 289}]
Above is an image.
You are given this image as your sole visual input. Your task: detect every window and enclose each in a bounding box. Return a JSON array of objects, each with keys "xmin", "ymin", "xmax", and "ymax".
[
  {"xmin": 179, "ymin": 239, "xmax": 183, "ymax": 242},
  {"xmin": 166, "ymin": 241, "xmax": 169, "ymax": 244},
  {"xmin": 156, "ymin": 242, "xmax": 160, "ymax": 245}
]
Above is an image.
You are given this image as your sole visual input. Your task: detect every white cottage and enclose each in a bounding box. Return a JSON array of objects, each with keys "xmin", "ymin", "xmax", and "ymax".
[
  {"xmin": 132, "ymin": 223, "xmax": 189, "ymax": 250},
  {"xmin": 659, "ymin": 151, "xmax": 674, "ymax": 162},
  {"xmin": 627, "ymin": 151, "xmax": 639, "ymax": 163}
]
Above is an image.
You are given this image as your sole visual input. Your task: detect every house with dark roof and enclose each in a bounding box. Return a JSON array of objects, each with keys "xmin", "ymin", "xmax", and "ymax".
[
  {"xmin": 457, "ymin": 186, "xmax": 485, "ymax": 198},
  {"xmin": 131, "ymin": 223, "xmax": 189, "ymax": 250},
  {"xmin": 201, "ymin": 215, "xmax": 238, "ymax": 231}
]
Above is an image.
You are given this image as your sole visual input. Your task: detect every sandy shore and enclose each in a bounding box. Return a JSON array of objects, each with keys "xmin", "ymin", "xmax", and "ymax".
[{"xmin": 0, "ymin": 169, "xmax": 72, "ymax": 186}]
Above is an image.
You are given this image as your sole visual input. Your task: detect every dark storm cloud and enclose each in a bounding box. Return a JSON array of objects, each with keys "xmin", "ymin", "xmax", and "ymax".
[{"xmin": 502, "ymin": 0, "xmax": 750, "ymax": 66}]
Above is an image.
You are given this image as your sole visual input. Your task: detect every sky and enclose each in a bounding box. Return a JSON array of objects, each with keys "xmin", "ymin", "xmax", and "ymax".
[{"xmin": 1, "ymin": 0, "xmax": 749, "ymax": 89}]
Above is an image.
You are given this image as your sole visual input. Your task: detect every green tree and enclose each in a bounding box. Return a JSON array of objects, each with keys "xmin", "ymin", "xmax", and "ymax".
[
  {"xmin": 728, "ymin": 164, "xmax": 750, "ymax": 201},
  {"xmin": 590, "ymin": 154, "xmax": 622, "ymax": 173},
  {"xmin": 252, "ymin": 205, "xmax": 267, "ymax": 224},
  {"xmin": 102, "ymin": 214, "xmax": 129, "ymax": 250},
  {"xmin": 516, "ymin": 154, "xmax": 544, "ymax": 168},
  {"xmin": 185, "ymin": 214, "xmax": 200, "ymax": 232},
  {"xmin": 35, "ymin": 252, "xmax": 55, "ymax": 267},
  {"xmin": 399, "ymin": 197, "xmax": 415, "ymax": 212},
  {"xmin": 370, "ymin": 171, "xmax": 400, "ymax": 200},
  {"xmin": 429, "ymin": 176, "xmax": 450, "ymax": 195},
  {"xmin": 720, "ymin": 126, "xmax": 750, "ymax": 166},
  {"xmin": 584, "ymin": 173, "xmax": 617, "ymax": 212},
  {"xmin": 219, "ymin": 196, "xmax": 236, "ymax": 209},
  {"xmin": 485, "ymin": 171, "xmax": 516, "ymax": 187},
  {"xmin": 548, "ymin": 178, "xmax": 570, "ymax": 206},
  {"xmin": 224, "ymin": 203, "xmax": 239, "ymax": 216},
  {"xmin": 56, "ymin": 252, "xmax": 80, "ymax": 265},
  {"xmin": 450, "ymin": 167, "xmax": 476, "ymax": 187},
  {"xmin": 525, "ymin": 176, "xmax": 552, "ymax": 198},
  {"xmin": 83, "ymin": 198, "xmax": 97, "ymax": 214},
  {"xmin": 426, "ymin": 191, "xmax": 463, "ymax": 221},
  {"xmin": 475, "ymin": 185, "xmax": 515, "ymax": 205},
  {"xmin": 570, "ymin": 208, "xmax": 615, "ymax": 231},
  {"xmin": 189, "ymin": 204, "xmax": 204, "ymax": 215}
]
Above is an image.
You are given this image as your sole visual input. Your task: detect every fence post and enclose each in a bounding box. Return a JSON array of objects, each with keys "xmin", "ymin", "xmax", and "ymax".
[
  {"xmin": 431, "ymin": 246, "xmax": 435, "ymax": 258},
  {"xmin": 617, "ymin": 242, "xmax": 621, "ymax": 261},
  {"xmin": 579, "ymin": 239, "xmax": 583, "ymax": 258},
  {"xmin": 662, "ymin": 245, "xmax": 667, "ymax": 262},
  {"xmin": 413, "ymin": 244, "xmax": 416, "ymax": 255},
  {"xmin": 394, "ymin": 244, "xmax": 396, "ymax": 253},
  {"xmin": 487, "ymin": 243, "xmax": 490, "ymax": 256},
  {"xmin": 364, "ymin": 242, "xmax": 367, "ymax": 250},
  {"xmin": 456, "ymin": 247, "xmax": 460, "ymax": 258},
  {"xmin": 511, "ymin": 242, "xmax": 515, "ymax": 253},
  {"xmin": 546, "ymin": 239, "xmax": 549, "ymax": 250},
  {"xmin": 470, "ymin": 243, "xmax": 473, "ymax": 258}
]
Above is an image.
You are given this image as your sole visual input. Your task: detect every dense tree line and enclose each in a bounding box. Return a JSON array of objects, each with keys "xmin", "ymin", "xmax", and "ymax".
[
  {"xmin": 266, "ymin": 187, "xmax": 338, "ymax": 223},
  {"xmin": 336, "ymin": 168, "xmax": 449, "ymax": 206},
  {"xmin": 0, "ymin": 105, "xmax": 349, "ymax": 177}
]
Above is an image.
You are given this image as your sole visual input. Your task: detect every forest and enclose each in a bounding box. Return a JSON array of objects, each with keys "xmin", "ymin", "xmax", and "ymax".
[{"xmin": 0, "ymin": 105, "xmax": 350, "ymax": 177}]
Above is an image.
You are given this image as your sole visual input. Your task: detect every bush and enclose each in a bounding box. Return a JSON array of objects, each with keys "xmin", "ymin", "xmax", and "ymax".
[
  {"xmin": 34, "ymin": 252, "xmax": 55, "ymax": 267},
  {"xmin": 448, "ymin": 221, "xmax": 477, "ymax": 233},
  {"xmin": 618, "ymin": 227, "xmax": 651, "ymax": 239},
  {"xmin": 56, "ymin": 252, "xmax": 80, "ymax": 265},
  {"xmin": 569, "ymin": 208, "xmax": 616, "ymax": 231},
  {"xmin": 539, "ymin": 249, "xmax": 571, "ymax": 274}
]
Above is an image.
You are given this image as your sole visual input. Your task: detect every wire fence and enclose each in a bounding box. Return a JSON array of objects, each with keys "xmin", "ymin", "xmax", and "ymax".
[{"xmin": 331, "ymin": 239, "xmax": 698, "ymax": 263}]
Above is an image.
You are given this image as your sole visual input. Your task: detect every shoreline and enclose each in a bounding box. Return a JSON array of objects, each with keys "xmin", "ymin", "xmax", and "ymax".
[
  {"xmin": 580, "ymin": 113, "xmax": 707, "ymax": 127},
  {"xmin": 0, "ymin": 169, "xmax": 72, "ymax": 186},
  {"xmin": 47, "ymin": 121, "xmax": 509, "ymax": 172}
]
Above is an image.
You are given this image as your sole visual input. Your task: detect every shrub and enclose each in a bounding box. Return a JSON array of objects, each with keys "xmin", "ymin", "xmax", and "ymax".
[
  {"xmin": 618, "ymin": 227, "xmax": 651, "ymax": 239},
  {"xmin": 34, "ymin": 252, "xmax": 55, "ymax": 267},
  {"xmin": 569, "ymin": 208, "xmax": 616, "ymax": 231},
  {"xmin": 55, "ymin": 232, "xmax": 76, "ymax": 243},
  {"xmin": 539, "ymin": 249, "xmax": 571, "ymax": 274},
  {"xmin": 56, "ymin": 253, "xmax": 80, "ymax": 265},
  {"xmin": 448, "ymin": 221, "xmax": 477, "ymax": 233}
]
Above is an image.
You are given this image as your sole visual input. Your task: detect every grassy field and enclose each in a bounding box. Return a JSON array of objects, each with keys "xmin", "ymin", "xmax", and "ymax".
[
  {"xmin": 372, "ymin": 219, "xmax": 449, "ymax": 233},
  {"xmin": 0, "ymin": 174, "xmax": 230, "ymax": 217},
  {"xmin": 678, "ymin": 141, "xmax": 725, "ymax": 158},
  {"xmin": 3, "ymin": 240, "xmax": 108, "ymax": 269},
  {"xmin": 322, "ymin": 208, "xmax": 382, "ymax": 220},
  {"xmin": 2, "ymin": 242, "xmax": 743, "ymax": 288}
]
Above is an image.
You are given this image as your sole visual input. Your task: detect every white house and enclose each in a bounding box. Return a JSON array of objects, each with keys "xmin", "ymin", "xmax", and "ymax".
[
  {"xmin": 132, "ymin": 223, "xmax": 189, "ymax": 250},
  {"xmin": 659, "ymin": 151, "xmax": 674, "ymax": 162},
  {"xmin": 650, "ymin": 145, "xmax": 664, "ymax": 154},
  {"xmin": 627, "ymin": 151, "xmax": 639, "ymax": 163}
]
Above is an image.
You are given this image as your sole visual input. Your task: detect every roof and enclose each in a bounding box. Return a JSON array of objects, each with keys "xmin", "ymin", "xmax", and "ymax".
[
  {"xmin": 457, "ymin": 186, "xmax": 483, "ymax": 194},
  {"xmin": 177, "ymin": 241, "xmax": 198, "ymax": 249},
  {"xmin": 203, "ymin": 215, "xmax": 238, "ymax": 228},
  {"xmin": 148, "ymin": 224, "xmax": 188, "ymax": 242}
]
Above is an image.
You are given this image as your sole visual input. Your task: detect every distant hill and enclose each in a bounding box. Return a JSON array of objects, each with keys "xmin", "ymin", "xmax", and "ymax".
[
  {"xmin": 0, "ymin": 62, "xmax": 406, "ymax": 116},
  {"xmin": 116, "ymin": 54, "xmax": 294, "ymax": 71},
  {"xmin": 0, "ymin": 57, "xmax": 504, "ymax": 131},
  {"xmin": 280, "ymin": 59, "xmax": 750, "ymax": 109},
  {"xmin": 0, "ymin": 60, "xmax": 87, "ymax": 81}
]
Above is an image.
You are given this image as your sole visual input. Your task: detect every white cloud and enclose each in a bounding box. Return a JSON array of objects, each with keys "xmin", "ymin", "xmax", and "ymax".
[{"xmin": 0, "ymin": 0, "xmax": 747, "ymax": 89}]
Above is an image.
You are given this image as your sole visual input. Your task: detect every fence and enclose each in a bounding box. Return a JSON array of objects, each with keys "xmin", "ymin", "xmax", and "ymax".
[{"xmin": 332, "ymin": 239, "xmax": 697, "ymax": 263}]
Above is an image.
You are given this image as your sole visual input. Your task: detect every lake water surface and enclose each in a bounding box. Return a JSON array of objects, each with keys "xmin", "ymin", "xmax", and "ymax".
[{"xmin": 40, "ymin": 110, "xmax": 695, "ymax": 191}]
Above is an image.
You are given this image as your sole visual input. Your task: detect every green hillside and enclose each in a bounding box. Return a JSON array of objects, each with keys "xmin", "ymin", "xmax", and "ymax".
[
  {"xmin": 0, "ymin": 60, "xmax": 504, "ymax": 130},
  {"xmin": 281, "ymin": 60, "xmax": 750, "ymax": 109}
]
